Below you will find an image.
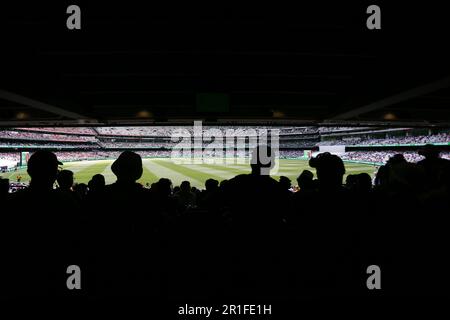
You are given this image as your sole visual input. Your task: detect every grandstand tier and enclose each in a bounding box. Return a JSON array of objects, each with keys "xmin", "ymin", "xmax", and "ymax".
[
  {"xmin": 1, "ymin": 126, "xmax": 448, "ymax": 149},
  {"xmin": 1, "ymin": 125, "xmax": 449, "ymax": 183}
]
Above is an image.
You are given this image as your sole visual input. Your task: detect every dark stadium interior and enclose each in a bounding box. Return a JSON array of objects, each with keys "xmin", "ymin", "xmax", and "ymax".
[
  {"xmin": 1, "ymin": 2, "xmax": 450, "ymax": 126},
  {"xmin": 1, "ymin": 1, "xmax": 450, "ymax": 307}
]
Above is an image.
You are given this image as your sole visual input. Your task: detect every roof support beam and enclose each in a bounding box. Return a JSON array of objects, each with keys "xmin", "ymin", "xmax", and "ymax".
[
  {"xmin": 0, "ymin": 90, "xmax": 90, "ymax": 120},
  {"xmin": 331, "ymin": 76, "xmax": 450, "ymax": 120}
]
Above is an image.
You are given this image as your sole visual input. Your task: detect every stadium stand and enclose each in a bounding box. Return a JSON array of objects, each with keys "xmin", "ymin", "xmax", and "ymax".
[
  {"xmin": 0, "ymin": 152, "xmax": 20, "ymax": 162},
  {"xmin": 94, "ymin": 126, "xmax": 316, "ymax": 137},
  {"xmin": 340, "ymin": 151, "xmax": 450, "ymax": 164},
  {"xmin": 318, "ymin": 126, "xmax": 372, "ymax": 133},
  {"xmin": 1, "ymin": 127, "xmax": 449, "ymax": 163},
  {"xmin": 3, "ymin": 127, "xmax": 448, "ymax": 148},
  {"xmin": 0, "ymin": 141, "xmax": 96, "ymax": 149},
  {"xmin": 0, "ymin": 129, "xmax": 98, "ymax": 142},
  {"xmin": 15, "ymin": 127, "xmax": 97, "ymax": 136},
  {"xmin": 319, "ymin": 133, "xmax": 450, "ymax": 146},
  {"xmin": 1, "ymin": 127, "xmax": 449, "ymax": 300},
  {"xmin": 1, "ymin": 146, "xmax": 448, "ymax": 299}
]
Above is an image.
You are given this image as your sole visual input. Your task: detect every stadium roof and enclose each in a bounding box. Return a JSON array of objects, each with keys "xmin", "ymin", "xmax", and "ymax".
[{"xmin": 1, "ymin": 3, "xmax": 449, "ymax": 127}]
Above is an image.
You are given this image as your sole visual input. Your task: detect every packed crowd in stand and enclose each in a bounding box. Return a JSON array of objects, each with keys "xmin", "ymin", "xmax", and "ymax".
[
  {"xmin": 98, "ymin": 140, "xmax": 316, "ymax": 149},
  {"xmin": 0, "ymin": 145, "xmax": 448, "ymax": 298},
  {"xmin": 53, "ymin": 151, "xmax": 114, "ymax": 162},
  {"xmin": 10, "ymin": 126, "xmax": 317, "ymax": 138},
  {"xmin": 98, "ymin": 141, "xmax": 172, "ymax": 149},
  {"xmin": 318, "ymin": 137, "xmax": 362, "ymax": 145},
  {"xmin": 0, "ymin": 152, "xmax": 20, "ymax": 163},
  {"xmin": 15, "ymin": 127, "xmax": 97, "ymax": 136},
  {"xmin": 319, "ymin": 132, "xmax": 450, "ymax": 146},
  {"xmin": 318, "ymin": 126, "xmax": 371, "ymax": 133},
  {"xmin": 95, "ymin": 126, "xmax": 179, "ymax": 136},
  {"xmin": 1, "ymin": 128, "xmax": 448, "ymax": 151},
  {"xmin": 0, "ymin": 130, "xmax": 98, "ymax": 142},
  {"xmin": 9, "ymin": 135, "xmax": 448, "ymax": 150},
  {"xmin": 0, "ymin": 141, "xmax": 96, "ymax": 149},
  {"xmin": 342, "ymin": 151, "xmax": 421, "ymax": 163},
  {"xmin": 278, "ymin": 140, "xmax": 317, "ymax": 148},
  {"xmin": 11, "ymin": 126, "xmax": 403, "ymax": 136},
  {"xmin": 342, "ymin": 151, "xmax": 450, "ymax": 163},
  {"xmin": 95, "ymin": 126, "xmax": 316, "ymax": 137}
]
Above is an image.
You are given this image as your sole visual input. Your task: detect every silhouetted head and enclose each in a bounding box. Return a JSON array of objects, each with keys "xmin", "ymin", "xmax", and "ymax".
[
  {"xmin": 0, "ymin": 178, "xmax": 9, "ymax": 196},
  {"xmin": 279, "ymin": 176, "xmax": 291, "ymax": 190},
  {"xmin": 250, "ymin": 145, "xmax": 275, "ymax": 176},
  {"xmin": 309, "ymin": 152, "xmax": 345, "ymax": 189},
  {"xmin": 388, "ymin": 162, "xmax": 426, "ymax": 193},
  {"xmin": 157, "ymin": 178, "xmax": 173, "ymax": 196},
  {"xmin": 345, "ymin": 174, "xmax": 357, "ymax": 189},
  {"xmin": 205, "ymin": 178, "xmax": 219, "ymax": 191},
  {"xmin": 180, "ymin": 180, "xmax": 191, "ymax": 193},
  {"xmin": 111, "ymin": 151, "xmax": 143, "ymax": 183},
  {"xmin": 219, "ymin": 179, "xmax": 228, "ymax": 188},
  {"xmin": 356, "ymin": 173, "xmax": 372, "ymax": 192},
  {"xmin": 57, "ymin": 170, "xmax": 74, "ymax": 190},
  {"xmin": 88, "ymin": 174, "xmax": 105, "ymax": 192},
  {"xmin": 440, "ymin": 164, "xmax": 450, "ymax": 189},
  {"xmin": 297, "ymin": 169, "xmax": 314, "ymax": 190},
  {"xmin": 74, "ymin": 183, "xmax": 88, "ymax": 198},
  {"xmin": 27, "ymin": 150, "xmax": 62, "ymax": 190},
  {"xmin": 387, "ymin": 154, "xmax": 407, "ymax": 166},
  {"xmin": 374, "ymin": 165, "xmax": 388, "ymax": 187},
  {"xmin": 419, "ymin": 144, "xmax": 440, "ymax": 159}
]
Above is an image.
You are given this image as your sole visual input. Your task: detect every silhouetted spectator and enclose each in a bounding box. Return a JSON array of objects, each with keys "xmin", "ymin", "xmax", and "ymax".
[
  {"xmin": 198, "ymin": 178, "xmax": 221, "ymax": 211},
  {"xmin": 174, "ymin": 180, "xmax": 196, "ymax": 210},
  {"xmin": 155, "ymin": 178, "xmax": 173, "ymax": 197},
  {"xmin": 152, "ymin": 178, "xmax": 177, "ymax": 218},
  {"xmin": 85, "ymin": 174, "xmax": 106, "ymax": 209},
  {"xmin": 88, "ymin": 174, "xmax": 106, "ymax": 194},
  {"xmin": 219, "ymin": 179, "xmax": 228, "ymax": 188},
  {"xmin": 309, "ymin": 152, "xmax": 345, "ymax": 191},
  {"xmin": 345, "ymin": 174, "xmax": 357, "ymax": 191},
  {"xmin": 2, "ymin": 142, "xmax": 448, "ymax": 299},
  {"xmin": 73, "ymin": 183, "xmax": 88, "ymax": 201},
  {"xmin": 0, "ymin": 177, "xmax": 9, "ymax": 201},
  {"xmin": 57, "ymin": 169, "xmax": 74, "ymax": 191},
  {"xmin": 296, "ymin": 169, "xmax": 314, "ymax": 191},
  {"xmin": 387, "ymin": 153, "xmax": 407, "ymax": 166},
  {"xmin": 418, "ymin": 144, "xmax": 450, "ymax": 188},
  {"xmin": 291, "ymin": 152, "xmax": 355, "ymax": 295},
  {"xmin": 56, "ymin": 169, "xmax": 80, "ymax": 203},
  {"xmin": 356, "ymin": 173, "xmax": 372, "ymax": 193},
  {"xmin": 222, "ymin": 145, "xmax": 289, "ymax": 298},
  {"xmin": 96, "ymin": 151, "xmax": 151, "ymax": 296},
  {"xmin": 224, "ymin": 145, "xmax": 287, "ymax": 225},
  {"xmin": 26, "ymin": 150, "xmax": 62, "ymax": 191},
  {"xmin": 207, "ymin": 178, "xmax": 219, "ymax": 189},
  {"xmin": 374, "ymin": 164, "xmax": 388, "ymax": 188},
  {"xmin": 279, "ymin": 176, "xmax": 292, "ymax": 193},
  {"xmin": 5, "ymin": 151, "xmax": 79, "ymax": 296},
  {"xmin": 102, "ymin": 151, "xmax": 146, "ymax": 209}
]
